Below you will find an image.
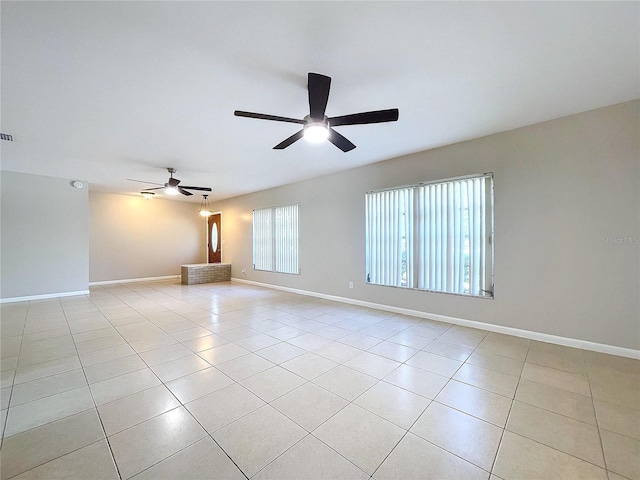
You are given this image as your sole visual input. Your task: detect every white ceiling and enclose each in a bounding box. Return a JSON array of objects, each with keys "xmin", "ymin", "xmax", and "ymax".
[{"xmin": 1, "ymin": 1, "xmax": 638, "ymax": 202}]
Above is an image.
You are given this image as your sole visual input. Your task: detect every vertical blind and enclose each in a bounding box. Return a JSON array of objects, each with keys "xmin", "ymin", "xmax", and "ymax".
[
  {"xmin": 366, "ymin": 174, "xmax": 493, "ymax": 297},
  {"xmin": 366, "ymin": 188, "xmax": 413, "ymax": 287},
  {"xmin": 253, "ymin": 208, "xmax": 274, "ymax": 271},
  {"xmin": 253, "ymin": 204, "xmax": 299, "ymax": 274}
]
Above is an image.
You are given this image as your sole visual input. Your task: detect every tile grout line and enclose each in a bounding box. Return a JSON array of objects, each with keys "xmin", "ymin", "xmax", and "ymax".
[
  {"xmin": 0, "ymin": 299, "xmax": 28, "ymax": 449},
  {"xmin": 497, "ymin": 346, "xmax": 614, "ymax": 476},
  {"xmin": 62, "ymin": 294, "xmax": 125, "ymax": 480},
  {"xmin": 398, "ymin": 328, "xmax": 506, "ymax": 477},
  {"xmin": 3, "ymin": 302, "xmax": 74, "ymax": 432},
  {"xmin": 225, "ymin": 304, "xmax": 484, "ymax": 478},
  {"xmin": 1, "ymin": 296, "xmax": 123, "ymax": 480},
  {"xmin": 487, "ymin": 339, "xmax": 530, "ymax": 477},
  {"xmin": 124, "ymin": 285, "xmax": 310, "ymax": 479},
  {"xmin": 367, "ymin": 396, "xmax": 434, "ymax": 479},
  {"xmin": 90, "ymin": 284, "xmax": 249, "ymax": 479},
  {"xmin": 2, "ymin": 280, "xmax": 636, "ymax": 480},
  {"xmin": 94, "ymin": 284, "xmax": 243, "ymax": 475},
  {"xmin": 167, "ymin": 302, "xmax": 391, "ymax": 477},
  {"xmin": 585, "ymin": 356, "xmax": 612, "ymax": 479},
  {"xmin": 306, "ymin": 327, "xmax": 479, "ymax": 477}
]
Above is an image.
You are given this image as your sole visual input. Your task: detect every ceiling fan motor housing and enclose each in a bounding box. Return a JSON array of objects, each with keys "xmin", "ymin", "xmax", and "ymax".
[{"xmin": 233, "ymin": 72, "xmax": 399, "ymax": 152}]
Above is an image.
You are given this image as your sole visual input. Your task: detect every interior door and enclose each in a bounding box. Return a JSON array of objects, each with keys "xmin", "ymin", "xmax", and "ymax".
[{"xmin": 208, "ymin": 213, "xmax": 221, "ymax": 263}]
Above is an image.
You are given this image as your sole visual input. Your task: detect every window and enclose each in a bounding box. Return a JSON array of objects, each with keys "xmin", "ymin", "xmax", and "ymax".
[
  {"xmin": 253, "ymin": 203, "xmax": 299, "ymax": 274},
  {"xmin": 366, "ymin": 174, "xmax": 493, "ymax": 297}
]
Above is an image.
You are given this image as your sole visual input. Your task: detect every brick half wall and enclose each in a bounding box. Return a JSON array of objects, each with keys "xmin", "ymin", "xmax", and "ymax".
[{"xmin": 181, "ymin": 264, "xmax": 231, "ymax": 285}]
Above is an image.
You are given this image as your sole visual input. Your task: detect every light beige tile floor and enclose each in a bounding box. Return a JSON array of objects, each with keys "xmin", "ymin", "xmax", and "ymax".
[{"xmin": 1, "ymin": 280, "xmax": 639, "ymax": 479}]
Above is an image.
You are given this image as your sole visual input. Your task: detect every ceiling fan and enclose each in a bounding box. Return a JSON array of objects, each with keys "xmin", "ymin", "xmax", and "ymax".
[
  {"xmin": 234, "ymin": 72, "xmax": 399, "ymax": 152},
  {"xmin": 127, "ymin": 168, "xmax": 211, "ymax": 196}
]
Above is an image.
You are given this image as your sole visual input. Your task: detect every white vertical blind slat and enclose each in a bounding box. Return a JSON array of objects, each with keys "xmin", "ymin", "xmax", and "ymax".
[
  {"xmin": 405, "ymin": 188, "xmax": 414, "ymax": 288},
  {"xmin": 453, "ymin": 182, "xmax": 461, "ymax": 293}
]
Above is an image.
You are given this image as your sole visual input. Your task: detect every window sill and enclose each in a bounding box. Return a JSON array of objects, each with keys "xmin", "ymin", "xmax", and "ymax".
[{"xmin": 365, "ymin": 282, "xmax": 494, "ymax": 299}]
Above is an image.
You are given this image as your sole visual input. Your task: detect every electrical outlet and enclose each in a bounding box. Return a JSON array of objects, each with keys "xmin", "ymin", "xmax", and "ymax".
[{"xmin": 349, "ymin": 281, "xmax": 354, "ymax": 289}]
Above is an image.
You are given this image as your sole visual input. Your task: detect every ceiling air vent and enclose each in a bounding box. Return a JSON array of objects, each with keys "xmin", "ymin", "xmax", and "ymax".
[{"xmin": 0, "ymin": 133, "xmax": 14, "ymax": 141}]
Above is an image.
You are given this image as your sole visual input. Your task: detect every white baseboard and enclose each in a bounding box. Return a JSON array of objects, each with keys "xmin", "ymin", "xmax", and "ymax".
[
  {"xmin": 0, "ymin": 290, "xmax": 91, "ymax": 304},
  {"xmin": 231, "ymin": 278, "xmax": 640, "ymax": 359},
  {"xmin": 89, "ymin": 275, "xmax": 180, "ymax": 286}
]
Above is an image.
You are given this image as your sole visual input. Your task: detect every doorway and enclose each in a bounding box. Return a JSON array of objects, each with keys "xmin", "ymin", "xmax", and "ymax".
[{"xmin": 208, "ymin": 213, "xmax": 221, "ymax": 263}]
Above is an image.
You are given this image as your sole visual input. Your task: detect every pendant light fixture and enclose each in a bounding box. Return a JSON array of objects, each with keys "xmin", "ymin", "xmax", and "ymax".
[{"xmin": 199, "ymin": 194, "xmax": 213, "ymax": 217}]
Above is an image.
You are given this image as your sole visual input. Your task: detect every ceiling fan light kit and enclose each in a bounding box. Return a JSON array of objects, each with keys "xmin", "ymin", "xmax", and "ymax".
[
  {"xmin": 303, "ymin": 118, "xmax": 330, "ymax": 143},
  {"xmin": 234, "ymin": 72, "xmax": 399, "ymax": 152}
]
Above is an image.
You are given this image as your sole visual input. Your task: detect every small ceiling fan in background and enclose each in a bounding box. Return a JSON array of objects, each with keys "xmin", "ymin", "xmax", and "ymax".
[
  {"xmin": 127, "ymin": 168, "xmax": 212, "ymax": 196},
  {"xmin": 234, "ymin": 72, "xmax": 399, "ymax": 152}
]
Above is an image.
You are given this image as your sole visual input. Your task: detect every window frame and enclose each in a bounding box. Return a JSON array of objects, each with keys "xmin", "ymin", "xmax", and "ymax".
[
  {"xmin": 252, "ymin": 203, "xmax": 300, "ymax": 275},
  {"xmin": 365, "ymin": 173, "xmax": 494, "ymax": 298}
]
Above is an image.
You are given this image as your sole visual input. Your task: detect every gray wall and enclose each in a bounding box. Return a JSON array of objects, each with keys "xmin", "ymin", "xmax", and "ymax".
[
  {"xmin": 1, "ymin": 171, "xmax": 89, "ymax": 299},
  {"xmin": 212, "ymin": 101, "xmax": 640, "ymax": 350},
  {"xmin": 89, "ymin": 191, "xmax": 206, "ymax": 282}
]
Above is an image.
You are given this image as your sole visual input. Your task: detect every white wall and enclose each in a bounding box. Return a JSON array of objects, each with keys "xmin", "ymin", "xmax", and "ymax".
[
  {"xmin": 212, "ymin": 101, "xmax": 640, "ymax": 350},
  {"xmin": 89, "ymin": 191, "xmax": 206, "ymax": 282},
  {"xmin": 1, "ymin": 171, "xmax": 89, "ymax": 299}
]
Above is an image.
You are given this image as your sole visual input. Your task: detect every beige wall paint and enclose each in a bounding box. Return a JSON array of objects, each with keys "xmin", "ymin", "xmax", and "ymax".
[
  {"xmin": 1, "ymin": 171, "xmax": 89, "ymax": 299},
  {"xmin": 212, "ymin": 101, "xmax": 640, "ymax": 350},
  {"xmin": 89, "ymin": 191, "xmax": 206, "ymax": 282}
]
